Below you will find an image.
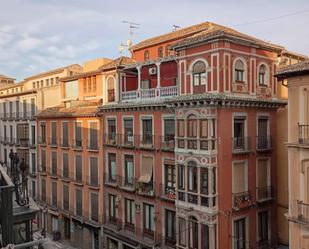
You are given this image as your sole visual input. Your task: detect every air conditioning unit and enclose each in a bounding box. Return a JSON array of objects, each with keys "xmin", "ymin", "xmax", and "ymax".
[{"xmin": 149, "ymin": 67, "xmax": 157, "ymax": 75}]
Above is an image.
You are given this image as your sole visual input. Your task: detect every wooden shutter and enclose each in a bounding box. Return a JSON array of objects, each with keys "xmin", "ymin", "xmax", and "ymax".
[
  {"xmin": 62, "ymin": 122, "xmax": 68, "ymax": 145},
  {"xmin": 75, "ymin": 155, "xmax": 82, "ymax": 182},
  {"xmin": 258, "ymin": 159, "xmax": 268, "ymax": 189},
  {"xmin": 233, "ymin": 162, "xmax": 246, "ymax": 193},
  {"xmin": 90, "ymin": 157, "xmax": 98, "ymax": 186},
  {"xmin": 139, "ymin": 156, "xmax": 153, "ymax": 183},
  {"xmin": 91, "ymin": 193, "xmax": 99, "ymax": 221},
  {"xmin": 90, "ymin": 122, "xmax": 98, "ymax": 148},
  {"xmin": 76, "ymin": 189, "xmax": 82, "ymax": 216}
]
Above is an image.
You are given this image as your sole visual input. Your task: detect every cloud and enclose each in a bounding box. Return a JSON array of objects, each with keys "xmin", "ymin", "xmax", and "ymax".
[{"xmin": 0, "ymin": 0, "xmax": 309, "ymax": 80}]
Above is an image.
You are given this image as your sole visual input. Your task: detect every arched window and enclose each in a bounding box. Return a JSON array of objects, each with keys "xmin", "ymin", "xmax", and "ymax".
[
  {"xmin": 258, "ymin": 64, "xmax": 267, "ymax": 85},
  {"xmin": 187, "ymin": 161, "xmax": 197, "ymax": 192},
  {"xmin": 192, "ymin": 61, "xmax": 207, "ymax": 86},
  {"xmin": 107, "ymin": 77, "xmax": 115, "ymax": 102},
  {"xmin": 144, "ymin": 50, "xmax": 149, "ymax": 61},
  {"xmin": 235, "ymin": 59, "xmax": 245, "ymax": 82},
  {"xmin": 158, "ymin": 46, "xmax": 163, "ymax": 58},
  {"xmin": 188, "ymin": 216, "xmax": 198, "ymax": 249}
]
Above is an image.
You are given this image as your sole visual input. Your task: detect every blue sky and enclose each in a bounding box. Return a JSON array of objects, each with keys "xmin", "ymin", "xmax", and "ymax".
[{"xmin": 1, "ymin": 0, "xmax": 309, "ymax": 81}]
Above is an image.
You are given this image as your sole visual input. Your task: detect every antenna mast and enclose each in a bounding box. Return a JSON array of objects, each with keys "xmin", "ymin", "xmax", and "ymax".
[{"xmin": 118, "ymin": 20, "xmax": 140, "ymax": 55}]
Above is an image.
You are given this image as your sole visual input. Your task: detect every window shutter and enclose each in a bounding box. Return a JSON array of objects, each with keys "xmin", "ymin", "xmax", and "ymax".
[
  {"xmin": 75, "ymin": 155, "xmax": 82, "ymax": 182},
  {"xmin": 90, "ymin": 157, "xmax": 98, "ymax": 186},
  {"xmin": 233, "ymin": 162, "xmax": 246, "ymax": 193},
  {"xmin": 258, "ymin": 159, "xmax": 268, "ymax": 189}
]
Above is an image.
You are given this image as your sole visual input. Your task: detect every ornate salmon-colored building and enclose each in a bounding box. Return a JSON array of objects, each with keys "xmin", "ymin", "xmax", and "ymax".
[{"xmin": 96, "ymin": 22, "xmax": 301, "ymax": 249}]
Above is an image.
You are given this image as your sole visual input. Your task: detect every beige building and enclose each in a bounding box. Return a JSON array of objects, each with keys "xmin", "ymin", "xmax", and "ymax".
[
  {"xmin": 0, "ymin": 74, "xmax": 15, "ymax": 89},
  {"xmin": 276, "ymin": 52, "xmax": 307, "ymax": 246},
  {"xmin": 276, "ymin": 60, "xmax": 309, "ymax": 249},
  {"xmin": 0, "ymin": 64, "xmax": 82, "ymax": 200}
]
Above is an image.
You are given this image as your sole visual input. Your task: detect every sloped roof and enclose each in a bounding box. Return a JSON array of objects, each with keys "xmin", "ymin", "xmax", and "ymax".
[
  {"xmin": 275, "ymin": 60, "xmax": 309, "ymax": 78},
  {"xmin": 37, "ymin": 100, "xmax": 100, "ymax": 118},
  {"xmin": 171, "ymin": 22, "xmax": 283, "ymax": 51},
  {"xmin": 0, "ymin": 74, "xmax": 15, "ymax": 79},
  {"xmin": 130, "ymin": 22, "xmax": 214, "ymax": 50},
  {"xmin": 99, "ymin": 56, "xmax": 135, "ymax": 70},
  {"xmin": 130, "ymin": 21, "xmax": 283, "ymax": 51},
  {"xmin": 24, "ymin": 64, "xmax": 82, "ymax": 81}
]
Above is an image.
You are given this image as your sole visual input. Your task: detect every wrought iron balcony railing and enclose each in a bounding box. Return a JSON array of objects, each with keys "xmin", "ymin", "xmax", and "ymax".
[
  {"xmin": 257, "ymin": 186, "xmax": 274, "ymax": 201},
  {"xmin": 232, "ymin": 137, "xmax": 251, "ymax": 153},
  {"xmin": 256, "ymin": 135, "xmax": 272, "ymax": 151}
]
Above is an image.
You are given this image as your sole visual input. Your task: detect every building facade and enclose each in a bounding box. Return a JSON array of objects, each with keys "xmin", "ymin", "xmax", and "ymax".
[
  {"xmin": 0, "ymin": 64, "xmax": 82, "ymax": 203},
  {"xmin": 36, "ymin": 57, "xmax": 134, "ymax": 248},
  {"xmin": 97, "ymin": 22, "xmax": 294, "ymax": 249},
  {"xmin": 276, "ymin": 61, "xmax": 309, "ymax": 249}
]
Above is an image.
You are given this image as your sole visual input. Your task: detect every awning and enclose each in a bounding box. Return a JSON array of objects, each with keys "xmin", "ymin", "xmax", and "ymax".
[{"xmin": 138, "ymin": 156, "xmax": 153, "ymax": 183}]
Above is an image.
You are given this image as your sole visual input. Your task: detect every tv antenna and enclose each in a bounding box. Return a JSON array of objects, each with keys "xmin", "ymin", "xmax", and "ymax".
[
  {"xmin": 173, "ymin": 25, "xmax": 181, "ymax": 31},
  {"xmin": 119, "ymin": 20, "xmax": 140, "ymax": 54}
]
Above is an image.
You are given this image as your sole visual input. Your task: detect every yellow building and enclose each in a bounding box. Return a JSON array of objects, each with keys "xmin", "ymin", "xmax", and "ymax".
[
  {"xmin": 276, "ymin": 60, "xmax": 309, "ymax": 249},
  {"xmin": 0, "ymin": 74, "xmax": 15, "ymax": 89}
]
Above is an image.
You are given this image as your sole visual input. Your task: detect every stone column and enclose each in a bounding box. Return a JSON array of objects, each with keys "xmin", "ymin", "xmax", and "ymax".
[
  {"xmin": 209, "ymin": 223, "xmax": 216, "ymax": 249},
  {"xmin": 156, "ymin": 62, "xmax": 161, "ymax": 97}
]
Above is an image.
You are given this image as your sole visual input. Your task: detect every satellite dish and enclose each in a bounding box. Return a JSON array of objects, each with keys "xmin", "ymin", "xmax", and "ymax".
[{"xmin": 127, "ymin": 39, "xmax": 132, "ymax": 47}]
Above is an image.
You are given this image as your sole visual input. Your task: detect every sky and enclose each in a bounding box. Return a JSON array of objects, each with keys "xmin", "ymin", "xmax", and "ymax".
[{"xmin": 1, "ymin": 0, "xmax": 309, "ymax": 81}]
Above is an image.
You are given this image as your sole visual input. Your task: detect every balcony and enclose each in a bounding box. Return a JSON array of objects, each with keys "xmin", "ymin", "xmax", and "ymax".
[
  {"xmin": 121, "ymin": 86, "xmax": 178, "ymax": 101},
  {"xmin": 16, "ymin": 138, "xmax": 29, "ymax": 148},
  {"xmin": 38, "ymin": 136, "xmax": 46, "ymax": 145},
  {"xmin": 232, "ymin": 137, "xmax": 251, "ymax": 154},
  {"xmin": 297, "ymin": 201, "xmax": 309, "ymax": 224},
  {"xmin": 176, "ymin": 190, "xmax": 216, "ymax": 208},
  {"xmin": 72, "ymin": 139, "xmax": 83, "ymax": 150},
  {"xmin": 38, "ymin": 165, "xmax": 47, "ymax": 174},
  {"xmin": 60, "ymin": 137, "xmax": 70, "ymax": 148},
  {"xmin": 86, "ymin": 139, "xmax": 99, "ymax": 151},
  {"xmin": 299, "ymin": 124, "xmax": 309, "ymax": 144},
  {"xmin": 136, "ymin": 181, "xmax": 155, "ymax": 197},
  {"xmin": 256, "ymin": 136, "xmax": 272, "ymax": 151},
  {"xmin": 104, "ymin": 133, "xmax": 176, "ymax": 152},
  {"xmin": 104, "ymin": 173, "xmax": 119, "ymax": 187},
  {"xmin": 161, "ymin": 135, "xmax": 175, "ymax": 151},
  {"xmin": 85, "ymin": 175, "xmax": 100, "ymax": 189},
  {"xmin": 233, "ymin": 191, "xmax": 251, "ymax": 210},
  {"xmin": 19, "ymin": 111, "xmax": 35, "ymax": 121},
  {"xmin": 59, "ymin": 169, "xmax": 73, "ymax": 182},
  {"xmin": 48, "ymin": 137, "xmax": 58, "ymax": 147},
  {"xmin": 176, "ymin": 137, "xmax": 216, "ymax": 151},
  {"xmin": 257, "ymin": 186, "xmax": 274, "ymax": 202},
  {"xmin": 160, "ymin": 184, "xmax": 176, "ymax": 201}
]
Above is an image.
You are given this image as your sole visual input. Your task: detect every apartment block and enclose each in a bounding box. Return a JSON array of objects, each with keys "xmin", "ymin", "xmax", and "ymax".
[
  {"xmin": 96, "ymin": 22, "xmax": 298, "ymax": 249},
  {"xmin": 36, "ymin": 57, "xmax": 134, "ymax": 249},
  {"xmin": 276, "ymin": 61, "xmax": 309, "ymax": 249},
  {"xmin": 0, "ymin": 64, "xmax": 82, "ymax": 202}
]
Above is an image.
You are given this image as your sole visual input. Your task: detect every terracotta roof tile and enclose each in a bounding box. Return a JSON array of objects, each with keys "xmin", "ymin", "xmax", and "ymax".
[
  {"xmin": 130, "ymin": 22, "xmax": 214, "ymax": 50},
  {"xmin": 37, "ymin": 100, "xmax": 100, "ymax": 118},
  {"xmin": 171, "ymin": 23, "xmax": 283, "ymax": 50},
  {"xmin": 130, "ymin": 21, "xmax": 284, "ymax": 51},
  {"xmin": 275, "ymin": 60, "xmax": 309, "ymax": 78},
  {"xmin": 99, "ymin": 56, "xmax": 136, "ymax": 70}
]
